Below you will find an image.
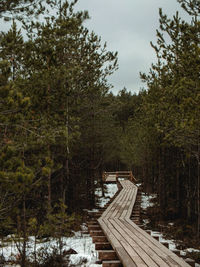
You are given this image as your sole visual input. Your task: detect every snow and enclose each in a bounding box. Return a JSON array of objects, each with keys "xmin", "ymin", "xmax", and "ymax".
[
  {"xmin": 141, "ymin": 192, "xmax": 157, "ymax": 209},
  {"xmin": 1, "ymin": 183, "xmax": 118, "ymax": 266},
  {"xmin": 1, "ymin": 232, "xmax": 99, "ymax": 267},
  {"xmin": 150, "ymin": 231, "xmax": 176, "ymax": 250},
  {"xmin": 141, "ymin": 192, "xmax": 200, "ymax": 266},
  {"xmin": 180, "ymin": 250, "xmax": 187, "ymax": 256},
  {"xmin": 95, "ymin": 183, "xmax": 118, "ymax": 208},
  {"xmin": 3, "ymin": 183, "xmax": 200, "ymax": 266},
  {"xmin": 187, "ymin": 248, "xmax": 200, "ymax": 253},
  {"xmin": 67, "ymin": 233, "xmax": 98, "ymax": 266}
]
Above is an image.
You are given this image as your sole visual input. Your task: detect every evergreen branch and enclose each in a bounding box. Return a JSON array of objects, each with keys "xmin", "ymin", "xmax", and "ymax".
[
  {"xmin": 0, "ymin": 123, "xmax": 44, "ymax": 138},
  {"xmin": 0, "ymin": 0, "xmax": 43, "ymax": 15},
  {"xmin": 0, "ymin": 109, "xmax": 20, "ymax": 115}
]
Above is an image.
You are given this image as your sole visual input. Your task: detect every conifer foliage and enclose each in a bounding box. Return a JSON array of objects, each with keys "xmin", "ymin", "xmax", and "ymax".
[
  {"xmin": 1, "ymin": 0, "xmax": 200, "ymax": 263},
  {"xmin": 116, "ymin": 0, "xmax": 200, "ymax": 239},
  {"xmin": 0, "ymin": 1, "xmax": 118, "ymax": 263}
]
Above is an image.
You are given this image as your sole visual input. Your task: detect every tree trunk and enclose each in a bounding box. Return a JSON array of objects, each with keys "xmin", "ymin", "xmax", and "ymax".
[
  {"xmin": 64, "ymin": 157, "xmax": 69, "ymax": 204},
  {"xmin": 100, "ymin": 168, "xmax": 105, "ymax": 197},
  {"xmin": 48, "ymin": 171, "xmax": 51, "ymax": 213},
  {"xmin": 187, "ymin": 158, "xmax": 191, "ymax": 220},
  {"xmin": 197, "ymin": 142, "xmax": 200, "ymax": 238},
  {"xmin": 176, "ymin": 162, "xmax": 180, "ymax": 214},
  {"xmin": 21, "ymin": 195, "xmax": 26, "ymax": 267},
  {"xmin": 158, "ymin": 146, "xmax": 165, "ymax": 217},
  {"xmin": 47, "ymin": 146, "xmax": 52, "ymax": 214}
]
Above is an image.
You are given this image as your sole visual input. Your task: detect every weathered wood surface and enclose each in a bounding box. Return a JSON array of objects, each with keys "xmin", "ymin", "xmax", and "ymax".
[
  {"xmin": 98, "ymin": 180, "xmax": 190, "ymax": 267},
  {"xmin": 104, "ymin": 171, "xmax": 136, "ymax": 183},
  {"xmin": 105, "ymin": 174, "xmax": 117, "ymax": 183}
]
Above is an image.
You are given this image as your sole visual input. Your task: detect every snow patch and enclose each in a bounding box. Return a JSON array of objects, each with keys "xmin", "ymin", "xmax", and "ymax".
[
  {"xmin": 1, "ymin": 183, "xmax": 119, "ymax": 266},
  {"xmin": 96, "ymin": 183, "xmax": 118, "ymax": 208},
  {"xmin": 150, "ymin": 231, "xmax": 176, "ymax": 250},
  {"xmin": 1, "ymin": 228, "xmax": 99, "ymax": 267},
  {"xmin": 141, "ymin": 192, "xmax": 157, "ymax": 209},
  {"xmin": 186, "ymin": 248, "xmax": 200, "ymax": 253}
]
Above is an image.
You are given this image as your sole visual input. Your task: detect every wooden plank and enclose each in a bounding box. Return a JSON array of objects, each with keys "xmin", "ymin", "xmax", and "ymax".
[
  {"xmin": 123, "ymin": 188, "xmax": 190, "ymax": 267},
  {"xmin": 88, "ymin": 225, "xmax": 101, "ymax": 231},
  {"xmin": 98, "ymin": 250, "xmax": 118, "ymax": 260},
  {"xmin": 113, "ymin": 218, "xmax": 168, "ymax": 267},
  {"xmin": 105, "ymin": 175, "xmax": 117, "ymax": 183},
  {"xmin": 90, "ymin": 230, "xmax": 104, "ymax": 236},
  {"xmin": 102, "ymin": 217, "xmax": 144, "ymax": 266},
  {"xmin": 100, "ymin": 181, "xmax": 126, "ymax": 220},
  {"xmin": 98, "ymin": 176, "xmax": 190, "ymax": 267},
  {"xmin": 118, "ymin": 183, "xmax": 183, "ymax": 266},
  {"xmin": 111, "ymin": 217, "xmax": 160, "ymax": 267},
  {"xmin": 95, "ymin": 242, "xmax": 113, "ymax": 250},
  {"xmin": 105, "ymin": 171, "xmax": 130, "ymax": 175},
  {"xmin": 99, "ymin": 181, "xmax": 145, "ymax": 267},
  {"xmin": 108, "ymin": 186, "xmax": 157, "ymax": 266},
  {"xmin": 102, "ymin": 260, "xmax": 123, "ymax": 267},
  {"xmin": 185, "ymin": 258, "xmax": 195, "ymax": 267},
  {"xmin": 124, "ymin": 218, "xmax": 189, "ymax": 267},
  {"xmin": 93, "ymin": 236, "xmax": 108, "ymax": 243},
  {"xmin": 111, "ymin": 184, "xmax": 132, "ymax": 219},
  {"xmin": 118, "ymin": 183, "xmax": 136, "ymax": 220},
  {"xmin": 116, "ymin": 188, "xmax": 135, "ymax": 220},
  {"xmin": 99, "ymin": 218, "xmax": 137, "ymax": 267},
  {"xmin": 119, "ymin": 183, "xmax": 184, "ymax": 267}
]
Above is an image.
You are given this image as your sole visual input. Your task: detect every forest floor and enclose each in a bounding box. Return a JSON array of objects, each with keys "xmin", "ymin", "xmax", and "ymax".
[
  {"xmin": 1, "ymin": 183, "xmax": 118, "ymax": 267},
  {"xmin": 141, "ymin": 192, "xmax": 200, "ymax": 266},
  {"xmin": 2, "ymin": 182, "xmax": 199, "ymax": 266}
]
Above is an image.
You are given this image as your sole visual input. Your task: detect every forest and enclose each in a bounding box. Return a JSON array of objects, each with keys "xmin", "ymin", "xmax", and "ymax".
[{"xmin": 0, "ymin": 0, "xmax": 200, "ymax": 265}]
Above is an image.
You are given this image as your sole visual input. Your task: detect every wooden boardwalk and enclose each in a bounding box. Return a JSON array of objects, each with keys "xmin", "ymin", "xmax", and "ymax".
[
  {"xmin": 105, "ymin": 174, "xmax": 116, "ymax": 183},
  {"xmin": 98, "ymin": 175, "xmax": 190, "ymax": 267},
  {"xmin": 103, "ymin": 171, "xmax": 136, "ymax": 183}
]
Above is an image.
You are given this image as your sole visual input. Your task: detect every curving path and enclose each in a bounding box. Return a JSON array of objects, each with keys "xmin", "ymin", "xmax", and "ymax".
[{"xmin": 98, "ymin": 178, "xmax": 190, "ymax": 267}]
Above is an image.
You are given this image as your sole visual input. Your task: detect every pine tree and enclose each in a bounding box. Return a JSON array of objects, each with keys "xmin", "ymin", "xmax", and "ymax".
[
  {"xmin": 139, "ymin": 1, "xmax": 200, "ymax": 236},
  {"xmin": 0, "ymin": 0, "xmax": 46, "ymax": 21},
  {"xmin": 0, "ymin": 2, "xmax": 119, "ymax": 261}
]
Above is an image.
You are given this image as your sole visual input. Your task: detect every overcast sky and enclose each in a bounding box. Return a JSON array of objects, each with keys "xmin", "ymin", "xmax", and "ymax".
[
  {"xmin": 75, "ymin": 0, "xmax": 190, "ymax": 94},
  {"xmin": 0, "ymin": 0, "xmax": 190, "ymax": 95}
]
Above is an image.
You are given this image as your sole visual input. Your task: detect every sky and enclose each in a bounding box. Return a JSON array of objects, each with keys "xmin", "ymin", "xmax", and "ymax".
[
  {"xmin": 75, "ymin": 0, "xmax": 190, "ymax": 94},
  {"xmin": 0, "ymin": 0, "xmax": 190, "ymax": 95}
]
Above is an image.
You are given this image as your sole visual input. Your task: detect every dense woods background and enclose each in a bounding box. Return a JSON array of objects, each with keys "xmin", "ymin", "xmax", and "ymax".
[{"xmin": 0, "ymin": 1, "xmax": 200, "ymax": 264}]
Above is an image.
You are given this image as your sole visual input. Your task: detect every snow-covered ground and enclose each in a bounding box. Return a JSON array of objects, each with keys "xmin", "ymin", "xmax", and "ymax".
[
  {"xmin": 2, "ymin": 232, "xmax": 98, "ymax": 267},
  {"xmin": 1, "ymin": 183, "xmax": 118, "ymax": 267},
  {"xmin": 141, "ymin": 192, "xmax": 157, "ymax": 209},
  {"xmin": 141, "ymin": 192, "xmax": 200, "ymax": 267},
  {"xmin": 95, "ymin": 183, "xmax": 118, "ymax": 207},
  {"xmin": 3, "ymin": 184, "xmax": 200, "ymax": 267}
]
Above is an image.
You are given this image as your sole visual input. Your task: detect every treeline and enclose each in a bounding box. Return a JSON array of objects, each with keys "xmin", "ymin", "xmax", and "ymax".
[
  {"xmin": 117, "ymin": 0, "xmax": 200, "ymax": 238},
  {"xmin": 0, "ymin": 0, "xmax": 121, "ymax": 244}
]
